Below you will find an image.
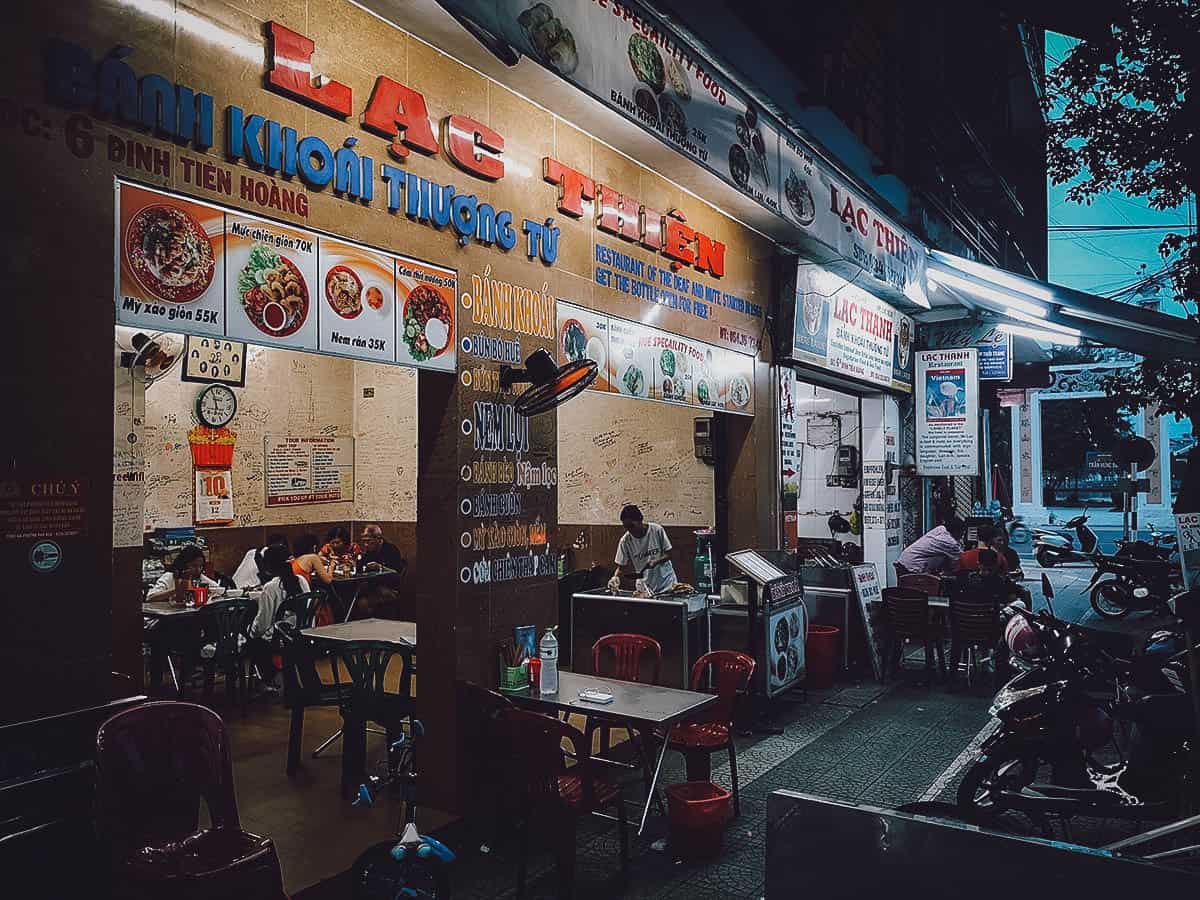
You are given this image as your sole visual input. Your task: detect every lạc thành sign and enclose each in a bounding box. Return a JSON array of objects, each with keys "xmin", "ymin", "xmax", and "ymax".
[{"xmin": 916, "ymin": 348, "xmax": 979, "ymax": 476}]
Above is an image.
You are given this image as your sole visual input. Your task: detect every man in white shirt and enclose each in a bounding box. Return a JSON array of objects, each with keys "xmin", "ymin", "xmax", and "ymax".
[
  {"xmin": 231, "ymin": 532, "xmax": 288, "ymax": 589},
  {"xmin": 615, "ymin": 505, "xmax": 678, "ymax": 594}
]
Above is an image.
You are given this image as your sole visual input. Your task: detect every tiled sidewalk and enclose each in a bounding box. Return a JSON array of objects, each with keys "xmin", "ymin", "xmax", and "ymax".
[{"xmin": 450, "ymin": 680, "xmax": 995, "ymax": 900}]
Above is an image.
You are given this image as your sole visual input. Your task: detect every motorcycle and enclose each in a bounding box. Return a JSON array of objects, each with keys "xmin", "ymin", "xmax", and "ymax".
[
  {"xmin": 958, "ymin": 577, "xmax": 1198, "ymax": 828},
  {"xmin": 1088, "ymin": 553, "xmax": 1179, "ymax": 619},
  {"xmin": 1034, "ymin": 507, "xmax": 1099, "ymax": 569},
  {"xmin": 1116, "ymin": 524, "xmax": 1178, "ymax": 562}
]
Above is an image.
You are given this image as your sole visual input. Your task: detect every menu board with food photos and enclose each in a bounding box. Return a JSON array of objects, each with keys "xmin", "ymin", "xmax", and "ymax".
[
  {"xmin": 557, "ymin": 302, "xmax": 753, "ymax": 415},
  {"xmin": 115, "ymin": 181, "xmax": 457, "ymax": 374},
  {"xmin": 117, "ymin": 183, "xmax": 226, "ymax": 337}
]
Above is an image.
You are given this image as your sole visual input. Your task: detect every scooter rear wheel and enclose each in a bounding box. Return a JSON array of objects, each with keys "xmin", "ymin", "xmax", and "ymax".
[
  {"xmin": 1089, "ymin": 580, "xmax": 1132, "ymax": 619},
  {"xmin": 1035, "ymin": 546, "xmax": 1056, "ymax": 568}
]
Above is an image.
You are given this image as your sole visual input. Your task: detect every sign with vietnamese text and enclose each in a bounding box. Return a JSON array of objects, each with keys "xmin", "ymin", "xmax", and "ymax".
[
  {"xmin": 916, "ymin": 348, "xmax": 979, "ymax": 476},
  {"xmin": 1176, "ymin": 512, "xmax": 1200, "ymax": 590},
  {"xmin": 793, "ymin": 266, "xmax": 913, "ymax": 392},
  {"xmin": 0, "ymin": 476, "xmax": 88, "ymax": 540}
]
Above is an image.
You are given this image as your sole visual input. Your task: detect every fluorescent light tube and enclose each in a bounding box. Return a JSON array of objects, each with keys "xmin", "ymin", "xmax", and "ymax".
[
  {"xmin": 930, "ymin": 250, "xmax": 1057, "ymax": 302},
  {"xmin": 928, "ymin": 269, "xmax": 1047, "ymax": 318},
  {"xmin": 1059, "ymin": 306, "xmax": 1191, "ymax": 342},
  {"xmin": 1003, "ymin": 308, "xmax": 1081, "ymax": 335},
  {"xmin": 998, "ymin": 323, "xmax": 1079, "ymax": 346}
]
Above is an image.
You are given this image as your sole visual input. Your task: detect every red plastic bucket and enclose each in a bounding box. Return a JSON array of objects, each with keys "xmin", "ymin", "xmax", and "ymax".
[
  {"xmin": 806, "ymin": 625, "xmax": 840, "ymax": 689},
  {"xmin": 666, "ymin": 781, "xmax": 731, "ymax": 860}
]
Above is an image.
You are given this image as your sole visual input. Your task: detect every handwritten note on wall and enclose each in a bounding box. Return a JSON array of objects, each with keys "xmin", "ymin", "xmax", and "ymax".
[
  {"xmin": 558, "ymin": 392, "xmax": 715, "ymax": 527},
  {"xmin": 136, "ymin": 343, "xmax": 417, "ymax": 531}
]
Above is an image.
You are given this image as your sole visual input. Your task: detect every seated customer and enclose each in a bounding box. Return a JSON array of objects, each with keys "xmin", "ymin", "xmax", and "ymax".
[
  {"xmin": 897, "ymin": 517, "xmax": 966, "ymax": 575},
  {"xmin": 320, "ymin": 526, "xmax": 360, "ymax": 561},
  {"xmin": 231, "ymin": 532, "xmax": 288, "ymax": 589},
  {"xmin": 360, "ymin": 524, "xmax": 406, "ymax": 573},
  {"xmin": 291, "ymin": 533, "xmax": 334, "ymax": 586},
  {"xmin": 146, "ymin": 545, "xmax": 220, "ymax": 602},
  {"xmin": 247, "ymin": 543, "xmax": 310, "ymax": 686},
  {"xmin": 959, "ymin": 526, "xmax": 1024, "ymax": 578}
]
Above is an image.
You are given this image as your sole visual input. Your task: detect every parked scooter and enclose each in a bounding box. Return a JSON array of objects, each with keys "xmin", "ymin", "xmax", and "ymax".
[
  {"xmin": 958, "ymin": 577, "xmax": 1198, "ymax": 827},
  {"xmin": 1088, "ymin": 554, "xmax": 1179, "ymax": 619},
  {"xmin": 1033, "ymin": 508, "xmax": 1099, "ymax": 568}
]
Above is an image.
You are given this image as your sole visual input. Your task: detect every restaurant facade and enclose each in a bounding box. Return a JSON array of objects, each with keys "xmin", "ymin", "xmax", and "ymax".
[{"xmin": 3, "ymin": 0, "xmax": 932, "ymax": 820}]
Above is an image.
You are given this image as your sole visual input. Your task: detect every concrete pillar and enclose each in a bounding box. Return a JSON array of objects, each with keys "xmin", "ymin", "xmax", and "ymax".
[{"xmin": 861, "ymin": 395, "xmax": 901, "ymax": 586}]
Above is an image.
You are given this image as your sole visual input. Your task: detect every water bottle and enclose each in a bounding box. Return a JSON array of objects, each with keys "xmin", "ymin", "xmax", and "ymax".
[{"xmin": 538, "ymin": 627, "xmax": 559, "ymax": 695}]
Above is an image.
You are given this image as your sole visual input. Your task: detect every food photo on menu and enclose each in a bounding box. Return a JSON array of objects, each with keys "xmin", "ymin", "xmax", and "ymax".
[
  {"xmin": 224, "ymin": 216, "xmax": 318, "ymax": 347},
  {"xmin": 396, "ymin": 260, "xmax": 456, "ymax": 371},
  {"xmin": 558, "ymin": 308, "xmax": 609, "ymax": 390},
  {"xmin": 117, "ymin": 182, "xmax": 226, "ymax": 333},
  {"xmin": 318, "ymin": 237, "xmax": 396, "ymax": 361}
]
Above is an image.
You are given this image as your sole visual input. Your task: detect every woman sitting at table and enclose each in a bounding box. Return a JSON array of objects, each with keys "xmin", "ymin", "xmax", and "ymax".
[
  {"xmin": 291, "ymin": 533, "xmax": 335, "ymax": 586},
  {"xmin": 146, "ymin": 545, "xmax": 219, "ymax": 603},
  {"xmin": 246, "ymin": 543, "xmax": 310, "ymax": 686},
  {"xmin": 320, "ymin": 526, "xmax": 360, "ymax": 562}
]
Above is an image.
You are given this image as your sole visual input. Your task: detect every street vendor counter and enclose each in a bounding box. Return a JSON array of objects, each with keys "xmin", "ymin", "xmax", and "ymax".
[{"xmin": 571, "ymin": 591, "xmax": 710, "ymax": 688}]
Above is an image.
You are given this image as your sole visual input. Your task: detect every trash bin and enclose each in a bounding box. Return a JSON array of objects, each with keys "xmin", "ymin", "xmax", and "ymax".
[
  {"xmin": 666, "ymin": 781, "xmax": 731, "ymax": 860},
  {"xmin": 806, "ymin": 625, "xmax": 840, "ymax": 689}
]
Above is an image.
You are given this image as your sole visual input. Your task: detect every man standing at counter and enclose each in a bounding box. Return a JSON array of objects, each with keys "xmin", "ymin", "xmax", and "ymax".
[{"xmin": 615, "ymin": 505, "xmax": 678, "ymax": 594}]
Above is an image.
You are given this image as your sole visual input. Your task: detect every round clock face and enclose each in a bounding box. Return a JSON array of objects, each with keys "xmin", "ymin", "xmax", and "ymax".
[{"xmin": 197, "ymin": 384, "xmax": 237, "ymax": 427}]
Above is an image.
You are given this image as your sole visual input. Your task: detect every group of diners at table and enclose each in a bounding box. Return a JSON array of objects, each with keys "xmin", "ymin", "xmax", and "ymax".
[{"xmin": 142, "ymin": 524, "xmax": 407, "ymax": 695}]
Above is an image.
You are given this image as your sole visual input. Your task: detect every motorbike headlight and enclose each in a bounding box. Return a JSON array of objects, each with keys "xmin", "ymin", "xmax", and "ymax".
[
  {"xmin": 1133, "ymin": 587, "xmax": 1150, "ymax": 599},
  {"xmin": 989, "ymin": 681, "xmax": 1051, "ymax": 717}
]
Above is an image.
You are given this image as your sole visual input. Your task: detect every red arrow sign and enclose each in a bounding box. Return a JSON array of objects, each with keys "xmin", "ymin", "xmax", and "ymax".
[{"xmin": 782, "ymin": 468, "xmax": 796, "ymax": 478}]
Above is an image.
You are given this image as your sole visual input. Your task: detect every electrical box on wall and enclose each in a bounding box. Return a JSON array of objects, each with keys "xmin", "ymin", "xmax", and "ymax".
[{"xmin": 694, "ymin": 418, "xmax": 715, "ymax": 464}]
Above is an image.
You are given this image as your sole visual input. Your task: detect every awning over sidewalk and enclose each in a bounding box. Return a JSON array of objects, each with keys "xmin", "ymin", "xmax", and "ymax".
[{"xmin": 926, "ymin": 250, "xmax": 1200, "ymax": 361}]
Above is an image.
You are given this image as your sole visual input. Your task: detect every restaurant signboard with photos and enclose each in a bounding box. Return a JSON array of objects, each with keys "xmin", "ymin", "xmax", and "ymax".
[
  {"xmin": 116, "ymin": 182, "xmax": 457, "ymax": 373},
  {"xmin": 916, "ymin": 348, "xmax": 980, "ymax": 476},
  {"xmin": 557, "ymin": 302, "xmax": 754, "ymax": 415},
  {"xmin": 792, "ymin": 266, "xmax": 914, "ymax": 392},
  {"xmin": 440, "ymin": 0, "xmax": 927, "ymax": 306}
]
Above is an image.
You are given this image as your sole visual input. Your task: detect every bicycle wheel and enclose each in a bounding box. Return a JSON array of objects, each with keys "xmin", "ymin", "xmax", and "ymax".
[{"xmin": 353, "ymin": 839, "xmax": 452, "ymax": 900}]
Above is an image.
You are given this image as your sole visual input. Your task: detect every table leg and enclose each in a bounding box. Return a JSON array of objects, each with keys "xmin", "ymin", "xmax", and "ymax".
[
  {"xmin": 341, "ymin": 714, "xmax": 367, "ymax": 800},
  {"xmin": 638, "ymin": 728, "xmax": 673, "ymax": 836}
]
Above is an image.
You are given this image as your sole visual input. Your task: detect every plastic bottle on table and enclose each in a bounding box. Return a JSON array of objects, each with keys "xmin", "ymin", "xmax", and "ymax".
[{"xmin": 538, "ymin": 627, "xmax": 559, "ymax": 695}]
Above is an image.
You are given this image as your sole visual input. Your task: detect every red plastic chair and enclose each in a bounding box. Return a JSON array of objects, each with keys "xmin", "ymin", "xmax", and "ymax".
[
  {"xmin": 95, "ymin": 701, "xmax": 287, "ymax": 900},
  {"xmin": 591, "ymin": 633, "xmax": 663, "ymax": 757},
  {"xmin": 500, "ymin": 707, "xmax": 629, "ymax": 898},
  {"xmin": 668, "ymin": 650, "xmax": 755, "ymax": 817}
]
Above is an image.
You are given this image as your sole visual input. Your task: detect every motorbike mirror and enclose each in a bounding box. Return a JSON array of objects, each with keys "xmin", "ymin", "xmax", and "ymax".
[
  {"xmin": 1041, "ymin": 573, "xmax": 1054, "ymax": 599},
  {"xmin": 1133, "ymin": 587, "xmax": 1150, "ymax": 599}
]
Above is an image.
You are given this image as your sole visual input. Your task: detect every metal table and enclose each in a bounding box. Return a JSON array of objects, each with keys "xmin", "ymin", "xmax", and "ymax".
[
  {"xmin": 302, "ymin": 617, "xmax": 416, "ymax": 646},
  {"xmin": 327, "ymin": 568, "xmax": 399, "ymax": 621},
  {"xmin": 302, "ymin": 618, "xmax": 417, "ymax": 797},
  {"xmin": 508, "ymin": 671, "xmax": 716, "ymax": 834}
]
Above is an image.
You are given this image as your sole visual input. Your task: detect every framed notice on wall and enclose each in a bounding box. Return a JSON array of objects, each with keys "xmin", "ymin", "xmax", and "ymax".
[
  {"xmin": 264, "ymin": 435, "xmax": 354, "ymax": 507},
  {"xmin": 916, "ymin": 348, "xmax": 980, "ymax": 476},
  {"xmin": 195, "ymin": 468, "xmax": 235, "ymax": 526},
  {"xmin": 182, "ymin": 336, "xmax": 247, "ymax": 386}
]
